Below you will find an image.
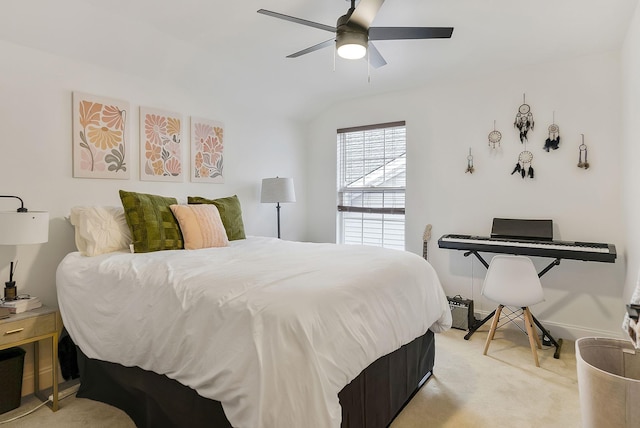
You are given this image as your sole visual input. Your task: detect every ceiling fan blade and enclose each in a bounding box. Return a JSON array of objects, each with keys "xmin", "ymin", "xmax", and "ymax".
[
  {"xmin": 348, "ymin": 0, "xmax": 385, "ymax": 29},
  {"xmin": 369, "ymin": 27, "xmax": 454, "ymax": 40},
  {"xmin": 368, "ymin": 42, "xmax": 387, "ymax": 69},
  {"xmin": 257, "ymin": 9, "xmax": 336, "ymax": 33},
  {"xmin": 286, "ymin": 38, "xmax": 335, "ymax": 58}
]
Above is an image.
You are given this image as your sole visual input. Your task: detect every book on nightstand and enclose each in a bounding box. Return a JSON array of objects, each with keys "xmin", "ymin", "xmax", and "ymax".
[{"xmin": 0, "ymin": 296, "xmax": 42, "ymax": 314}]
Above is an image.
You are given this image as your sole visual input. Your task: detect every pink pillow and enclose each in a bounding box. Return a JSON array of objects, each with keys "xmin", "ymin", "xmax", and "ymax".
[{"xmin": 169, "ymin": 204, "xmax": 229, "ymax": 250}]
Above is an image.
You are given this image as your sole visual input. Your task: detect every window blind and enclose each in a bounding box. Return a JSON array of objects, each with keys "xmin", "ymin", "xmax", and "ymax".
[{"xmin": 337, "ymin": 121, "xmax": 406, "ymax": 250}]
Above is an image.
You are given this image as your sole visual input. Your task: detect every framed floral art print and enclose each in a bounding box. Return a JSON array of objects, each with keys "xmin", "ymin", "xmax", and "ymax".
[
  {"xmin": 72, "ymin": 92, "xmax": 130, "ymax": 179},
  {"xmin": 140, "ymin": 107, "xmax": 184, "ymax": 182},
  {"xmin": 190, "ymin": 117, "xmax": 224, "ymax": 183}
]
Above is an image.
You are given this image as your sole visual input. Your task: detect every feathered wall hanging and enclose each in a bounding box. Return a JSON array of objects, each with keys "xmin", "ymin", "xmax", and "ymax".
[
  {"xmin": 514, "ymin": 94, "xmax": 534, "ymax": 143},
  {"xmin": 465, "ymin": 148, "xmax": 474, "ymax": 174},
  {"xmin": 578, "ymin": 134, "xmax": 590, "ymax": 169},
  {"xmin": 511, "ymin": 150, "xmax": 534, "ymax": 179},
  {"xmin": 488, "ymin": 120, "xmax": 502, "ymax": 149},
  {"xmin": 544, "ymin": 112, "xmax": 560, "ymax": 152}
]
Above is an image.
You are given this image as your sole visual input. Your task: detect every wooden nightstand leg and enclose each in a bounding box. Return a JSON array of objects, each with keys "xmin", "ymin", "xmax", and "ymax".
[
  {"xmin": 33, "ymin": 335, "xmax": 59, "ymax": 411},
  {"xmin": 34, "ymin": 340, "xmax": 41, "ymax": 396},
  {"xmin": 51, "ymin": 333, "xmax": 58, "ymax": 411}
]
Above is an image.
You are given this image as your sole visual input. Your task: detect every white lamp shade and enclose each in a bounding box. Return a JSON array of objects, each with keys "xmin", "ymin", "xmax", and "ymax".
[
  {"xmin": 0, "ymin": 211, "xmax": 49, "ymax": 245},
  {"xmin": 261, "ymin": 178, "xmax": 296, "ymax": 203}
]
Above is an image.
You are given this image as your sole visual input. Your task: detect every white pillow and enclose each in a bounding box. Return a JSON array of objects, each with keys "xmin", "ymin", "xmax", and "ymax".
[{"xmin": 69, "ymin": 206, "xmax": 132, "ymax": 256}]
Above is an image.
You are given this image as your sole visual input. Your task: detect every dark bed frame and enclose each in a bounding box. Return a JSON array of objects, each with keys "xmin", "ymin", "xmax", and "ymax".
[{"xmin": 76, "ymin": 329, "xmax": 435, "ymax": 428}]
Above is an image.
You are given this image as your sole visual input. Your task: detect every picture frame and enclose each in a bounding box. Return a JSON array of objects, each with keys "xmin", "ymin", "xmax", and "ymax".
[
  {"xmin": 140, "ymin": 107, "xmax": 184, "ymax": 182},
  {"xmin": 72, "ymin": 92, "xmax": 130, "ymax": 179},
  {"xmin": 190, "ymin": 117, "xmax": 224, "ymax": 183}
]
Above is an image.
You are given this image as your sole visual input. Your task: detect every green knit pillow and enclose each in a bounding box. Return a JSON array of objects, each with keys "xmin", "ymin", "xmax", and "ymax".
[
  {"xmin": 119, "ymin": 190, "xmax": 184, "ymax": 253},
  {"xmin": 187, "ymin": 195, "xmax": 246, "ymax": 241}
]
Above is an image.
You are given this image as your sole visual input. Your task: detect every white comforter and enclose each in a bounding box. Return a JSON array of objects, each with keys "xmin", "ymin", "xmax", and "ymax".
[{"xmin": 56, "ymin": 237, "xmax": 451, "ymax": 428}]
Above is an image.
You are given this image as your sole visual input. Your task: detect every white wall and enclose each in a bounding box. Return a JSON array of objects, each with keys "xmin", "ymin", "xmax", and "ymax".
[
  {"xmin": 622, "ymin": 2, "xmax": 640, "ymax": 303},
  {"xmin": 0, "ymin": 40, "xmax": 307, "ymax": 309},
  {"xmin": 307, "ymin": 51, "xmax": 626, "ymax": 339},
  {"xmin": 1, "ymin": 12, "xmax": 635, "ymax": 343}
]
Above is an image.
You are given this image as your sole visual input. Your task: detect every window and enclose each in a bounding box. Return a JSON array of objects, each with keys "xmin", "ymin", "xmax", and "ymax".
[{"xmin": 337, "ymin": 121, "xmax": 406, "ymax": 250}]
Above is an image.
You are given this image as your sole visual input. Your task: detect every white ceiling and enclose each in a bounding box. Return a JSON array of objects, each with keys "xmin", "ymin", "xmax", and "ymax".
[{"xmin": 1, "ymin": 0, "xmax": 637, "ymax": 121}]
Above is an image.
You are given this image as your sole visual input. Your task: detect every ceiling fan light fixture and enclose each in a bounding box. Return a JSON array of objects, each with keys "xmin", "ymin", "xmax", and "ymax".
[
  {"xmin": 337, "ymin": 42, "xmax": 367, "ymax": 59},
  {"xmin": 336, "ymin": 26, "xmax": 368, "ymax": 60},
  {"xmin": 258, "ymin": 0, "xmax": 454, "ymax": 68}
]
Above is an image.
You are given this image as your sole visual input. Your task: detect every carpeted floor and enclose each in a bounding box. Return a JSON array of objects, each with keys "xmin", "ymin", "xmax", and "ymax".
[
  {"xmin": 0, "ymin": 327, "xmax": 582, "ymax": 427},
  {"xmin": 391, "ymin": 327, "xmax": 581, "ymax": 427}
]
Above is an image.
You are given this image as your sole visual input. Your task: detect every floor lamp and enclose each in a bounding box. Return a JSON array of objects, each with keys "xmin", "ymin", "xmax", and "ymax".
[{"xmin": 260, "ymin": 177, "xmax": 296, "ymax": 239}]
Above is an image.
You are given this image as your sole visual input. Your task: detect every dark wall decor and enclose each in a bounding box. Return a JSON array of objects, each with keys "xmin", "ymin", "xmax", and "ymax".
[
  {"xmin": 482, "ymin": 94, "xmax": 589, "ymax": 178},
  {"xmin": 514, "ymin": 94, "xmax": 534, "ymax": 143},
  {"xmin": 544, "ymin": 112, "xmax": 561, "ymax": 152},
  {"xmin": 511, "ymin": 149, "xmax": 534, "ymax": 178},
  {"xmin": 511, "ymin": 94, "xmax": 535, "ymax": 179}
]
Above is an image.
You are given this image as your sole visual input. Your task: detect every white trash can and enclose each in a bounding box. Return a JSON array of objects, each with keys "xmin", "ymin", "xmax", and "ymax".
[{"xmin": 576, "ymin": 337, "xmax": 640, "ymax": 427}]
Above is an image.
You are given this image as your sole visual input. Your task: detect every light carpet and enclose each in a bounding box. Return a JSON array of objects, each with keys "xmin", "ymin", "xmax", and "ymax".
[{"xmin": 0, "ymin": 327, "xmax": 581, "ymax": 427}]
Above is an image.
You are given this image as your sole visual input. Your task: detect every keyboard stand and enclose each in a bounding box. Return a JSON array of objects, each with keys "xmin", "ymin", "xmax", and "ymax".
[{"xmin": 462, "ymin": 250, "xmax": 563, "ymax": 359}]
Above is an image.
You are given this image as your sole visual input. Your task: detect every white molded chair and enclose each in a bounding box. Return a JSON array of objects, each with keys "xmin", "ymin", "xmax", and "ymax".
[{"xmin": 482, "ymin": 255, "xmax": 545, "ymax": 367}]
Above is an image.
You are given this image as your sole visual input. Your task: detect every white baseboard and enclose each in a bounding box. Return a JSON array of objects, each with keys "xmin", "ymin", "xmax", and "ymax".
[
  {"xmin": 21, "ymin": 365, "xmax": 55, "ymax": 396},
  {"xmin": 473, "ymin": 309, "xmax": 624, "ymax": 342},
  {"xmin": 49, "ymin": 383, "xmax": 80, "ymax": 402}
]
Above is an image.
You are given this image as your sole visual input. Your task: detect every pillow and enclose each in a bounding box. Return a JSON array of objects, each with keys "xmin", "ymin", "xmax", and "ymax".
[
  {"xmin": 187, "ymin": 195, "xmax": 246, "ymax": 241},
  {"xmin": 119, "ymin": 190, "xmax": 184, "ymax": 253},
  {"xmin": 169, "ymin": 204, "xmax": 229, "ymax": 250},
  {"xmin": 69, "ymin": 206, "xmax": 132, "ymax": 256}
]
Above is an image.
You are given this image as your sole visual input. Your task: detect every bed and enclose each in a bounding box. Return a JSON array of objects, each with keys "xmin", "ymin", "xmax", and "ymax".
[{"xmin": 56, "ymin": 200, "xmax": 451, "ymax": 428}]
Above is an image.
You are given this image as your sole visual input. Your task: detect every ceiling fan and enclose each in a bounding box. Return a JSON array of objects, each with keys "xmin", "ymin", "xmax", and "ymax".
[{"xmin": 257, "ymin": 0, "xmax": 453, "ymax": 68}]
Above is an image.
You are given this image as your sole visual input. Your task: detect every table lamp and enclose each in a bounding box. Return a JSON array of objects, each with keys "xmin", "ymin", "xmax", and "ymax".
[
  {"xmin": 260, "ymin": 177, "xmax": 295, "ymax": 239},
  {"xmin": 0, "ymin": 195, "xmax": 49, "ymax": 300}
]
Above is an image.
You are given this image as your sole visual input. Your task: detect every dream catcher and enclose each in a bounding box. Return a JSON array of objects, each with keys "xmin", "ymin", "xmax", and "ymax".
[
  {"xmin": 511, "ymin": 150, "xmax": 534, "ymax": 179},
  {"xmin": 465, "ymin": 148, "xmax": 475, "ymax": 174},
  {"xmin": 543, "ymin": 112, "xmax": 560, "ymax": 152},
  {"xmin": 577, "ymin": 134, "xmax": 590, "ymax": 169},
  {"xmin": 514, "ymin": 94, "xmax": 534, "ymax": 143},
  {"xmin": 488, "ymin": 120, "xmax": 502, "ymax": 149}
]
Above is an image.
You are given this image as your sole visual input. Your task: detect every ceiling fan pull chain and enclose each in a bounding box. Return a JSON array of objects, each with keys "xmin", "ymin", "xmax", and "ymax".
[
  {"xmin": 333, "ymin": 45, "xmax": 336, "ymax": 72},
  {"xmin": 367, "ymin": 50, "xmax": 371, "ymax": 83}
]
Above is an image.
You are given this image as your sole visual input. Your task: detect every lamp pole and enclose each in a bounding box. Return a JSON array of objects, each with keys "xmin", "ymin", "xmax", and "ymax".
[{"xmin": 276, "ymin": 202, "xmax": 281, "ymax": 239}]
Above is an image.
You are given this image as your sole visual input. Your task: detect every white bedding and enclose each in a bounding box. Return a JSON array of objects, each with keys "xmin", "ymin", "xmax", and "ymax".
[{"xmin": 56, "ymin": 237, "xmax": 451, "ymax": 428}]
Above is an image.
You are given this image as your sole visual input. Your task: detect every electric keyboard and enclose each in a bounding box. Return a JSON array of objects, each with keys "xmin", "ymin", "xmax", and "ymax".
[
  {"xmin": 439, "ymin": 219, "xmax": 616, "ymax": 353},
  {"xmin": 438, "ymin": 234, "xmax": 617, "ymax": 263}
]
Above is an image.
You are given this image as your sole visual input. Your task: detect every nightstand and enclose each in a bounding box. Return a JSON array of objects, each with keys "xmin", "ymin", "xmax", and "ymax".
[{"xmin": 0, "ymin": 306, "xmax": 59, "ymax": 411}]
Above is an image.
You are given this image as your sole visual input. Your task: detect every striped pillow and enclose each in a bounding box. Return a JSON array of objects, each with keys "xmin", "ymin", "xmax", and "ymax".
[
  {"xmin": 187, "ymin": 195, "xmax": 246, "ymax": 241},
  {"xmin": 169, "ymin": 204, "xmax": 229, "ymax": 250}
]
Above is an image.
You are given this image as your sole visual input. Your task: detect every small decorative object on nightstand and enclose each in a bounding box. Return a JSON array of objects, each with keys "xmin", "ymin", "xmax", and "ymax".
[
  {"xmin": 0, "ymin": 306, "xmax": 60, "ymax": 411},
  {"xmin": 1, "ymin": 295, "xmax": 42, "ymax": 314}
]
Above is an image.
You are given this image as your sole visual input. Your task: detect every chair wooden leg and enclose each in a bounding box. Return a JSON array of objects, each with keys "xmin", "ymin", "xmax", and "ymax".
[
  {"xmin": 483, "ymin": 305, "xmax": 503, "ymax": 356},
  {"xmin": 523, "ymin": 307, "xmax": 540, "ymax": 367},
  {"xmin": 529, "ymin": 311, "xmax": 543, "ymax": 349}
]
